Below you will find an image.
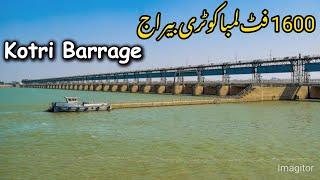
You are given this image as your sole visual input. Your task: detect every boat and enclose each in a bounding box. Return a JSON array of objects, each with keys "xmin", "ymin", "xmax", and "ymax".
[{"xmin": 48, "ymin": 97, "xmax": 112, "ymax": 112}]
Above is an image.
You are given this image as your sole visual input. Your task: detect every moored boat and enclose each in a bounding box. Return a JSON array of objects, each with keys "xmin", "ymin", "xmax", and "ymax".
[{"xmin": 48, "ymin": 97, "xmax": 112, "ymax": 112}]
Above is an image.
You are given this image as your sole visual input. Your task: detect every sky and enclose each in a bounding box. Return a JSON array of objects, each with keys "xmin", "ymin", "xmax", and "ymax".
[{"xmin": 0, "ymin": 0, "xmax": 319, "ymax": 82}]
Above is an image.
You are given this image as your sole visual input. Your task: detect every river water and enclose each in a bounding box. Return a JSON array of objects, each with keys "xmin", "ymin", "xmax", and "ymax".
[{"xmin": 0, "ymin": 88, "xmax": 319, "ymax": 179}]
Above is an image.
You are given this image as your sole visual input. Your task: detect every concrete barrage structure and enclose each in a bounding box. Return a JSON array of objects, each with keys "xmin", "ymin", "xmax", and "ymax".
[{"xmin": 21, "ymin": 55, "xmax": 320, "ymax": 100}]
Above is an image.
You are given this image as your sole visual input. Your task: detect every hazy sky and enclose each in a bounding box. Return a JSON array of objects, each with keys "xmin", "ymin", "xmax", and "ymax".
[{"xmin": 1, "ymin": 0, "xmax": 319, "ymax": 82}]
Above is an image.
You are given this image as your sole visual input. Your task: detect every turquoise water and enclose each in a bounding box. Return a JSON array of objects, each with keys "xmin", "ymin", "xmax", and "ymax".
[{"xmin": 0, "ymin": 88, "xmax": 319, "ymax": 179}]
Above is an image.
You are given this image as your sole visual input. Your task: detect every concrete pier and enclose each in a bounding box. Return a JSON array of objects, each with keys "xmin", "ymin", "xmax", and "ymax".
[
  {"xmin": 218, "ymin": 85, "xmax": 230, "ymax": 96},
  {"xmin": 156, "ymin": 85, "xmax": 166, "ymax": 94},
  {"xmin": 142, "ymin": 85, "xmax": 152, "ymax": 93},
  {"xmin": 120, "ymin": 85, "xmax": 128, "ymax": 92},
  {"xmin": 89, "ymin": 85, "xmax": 94, "ymax": 91},
  {"xmin": 130, "ymin": 85, "xmax": 139, "ymax": 93},
  {"xmin": 294, "ymin": 86, "xmax": 308, "ymax": 99},
  {"xmin": 95, "ymin": 85, "xmax": 102, "ymax": 91},
  {"xmin": 103, "ymin": 85, "xmax": 109, "ymax": 91},
  {"xmin": 111, "ymin": 85, "xmax": 118, "ymax": 92},
  {"xmin": 173, "ymin": 85, "xmax": 183, "ymax": 95}
]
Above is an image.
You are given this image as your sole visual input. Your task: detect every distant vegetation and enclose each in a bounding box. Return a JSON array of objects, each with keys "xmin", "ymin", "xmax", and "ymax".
[{"xmin": 0, "ymin": 81, "xmax": 20, "ymax": 85}]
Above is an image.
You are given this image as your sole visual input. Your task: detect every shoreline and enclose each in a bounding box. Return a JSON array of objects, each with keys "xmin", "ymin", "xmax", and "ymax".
[{"xmin": 0, "ymin": 85, "xmax": 13, "ymax": 88}]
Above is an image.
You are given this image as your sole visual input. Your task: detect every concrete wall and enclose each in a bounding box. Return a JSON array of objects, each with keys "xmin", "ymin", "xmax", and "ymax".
[
  {"xmin": 296, "ymin": 86, "xmax": 309, "ymax": 99},
  {"xmin": 218, "ymin": 85, "xmax": 229, "ymax": 96},
  {"xmin": 241, "ymin": 86, "xmax": 309, "ymax": 101}
]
